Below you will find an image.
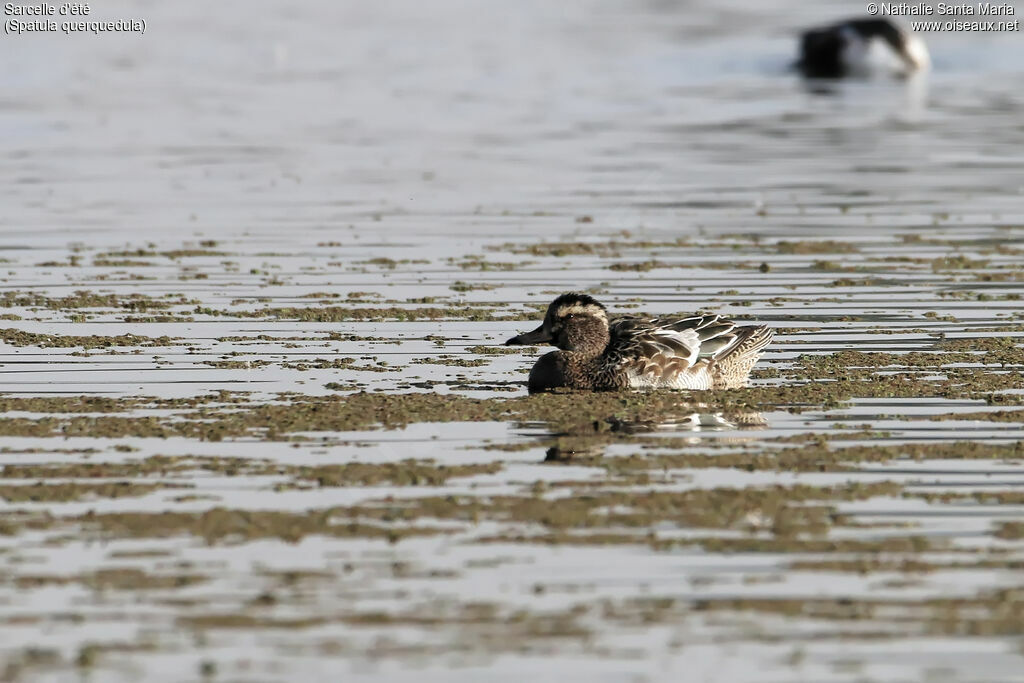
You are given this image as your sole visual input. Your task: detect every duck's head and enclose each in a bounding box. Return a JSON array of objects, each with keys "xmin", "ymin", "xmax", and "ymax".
[
  {"xmin": 505, "ymin": 293, "xmax": 609, "ymax": 352},
  {"xmin": 849, "ymin": 19, "xmax": 930, "ymax": 73}
]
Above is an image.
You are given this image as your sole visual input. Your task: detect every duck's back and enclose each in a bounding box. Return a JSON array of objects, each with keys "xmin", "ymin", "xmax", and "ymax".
[{"xmin": 607, "ymin": 315, "xmax": 773, "ymax": 390}]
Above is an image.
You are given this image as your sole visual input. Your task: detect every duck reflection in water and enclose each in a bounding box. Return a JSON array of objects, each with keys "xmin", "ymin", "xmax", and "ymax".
[{"xmin": 539, "ymin": 409, "xmax": 767, "ymax": 462}]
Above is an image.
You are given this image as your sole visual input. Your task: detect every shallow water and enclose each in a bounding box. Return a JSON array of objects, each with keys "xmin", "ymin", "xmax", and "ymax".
[{"xmin": 2, "ymin": 0, "xmax": 1024, "ymax": 681}]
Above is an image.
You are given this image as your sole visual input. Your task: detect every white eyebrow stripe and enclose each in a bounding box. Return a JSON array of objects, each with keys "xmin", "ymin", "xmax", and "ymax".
[{"xmin": 556, "ymin": 303, "xmax": 608, "ymax": 321}]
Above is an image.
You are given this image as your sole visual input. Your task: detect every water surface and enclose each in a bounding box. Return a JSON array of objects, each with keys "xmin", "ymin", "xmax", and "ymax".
[{"xmin": 1, "ymin": 1, "xmax": 1024, "ymax": 681}]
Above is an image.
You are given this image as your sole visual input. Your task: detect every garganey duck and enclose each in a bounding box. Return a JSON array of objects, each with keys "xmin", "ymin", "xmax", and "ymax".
[
  {"xmin": 505, "ymin": 293, "xmax": 774, "ymax": 392},
  {"xmin": 797, "ymin": 18, "xmax": 930, "ymax": 78}
]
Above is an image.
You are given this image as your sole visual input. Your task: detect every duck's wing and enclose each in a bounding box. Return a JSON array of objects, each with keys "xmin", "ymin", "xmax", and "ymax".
[{"xmin": 608, "ymin": 315, "xmax": 742, "ymax": 378}]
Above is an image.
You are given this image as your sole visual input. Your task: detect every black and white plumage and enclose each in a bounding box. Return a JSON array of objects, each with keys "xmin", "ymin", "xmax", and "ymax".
[
  {"xmin": 605, "ymin": 314, "xmax": 772, "ymax": 390},
  {"xmin": 504, "ymin": 293, "xmax": 774, "ymax": 392},
  {"xmin": 797, "ymin": 18, "xmax": 930, "ymax": 78}
]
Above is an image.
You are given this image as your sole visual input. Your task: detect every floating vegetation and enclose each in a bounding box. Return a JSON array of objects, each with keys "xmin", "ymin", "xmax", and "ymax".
[
  {"xmin": 0, "ymin": 331, "xmax": 184, "ymax": 350},
  {"xmin": 3, "ymin": 229, "xmax": 1024, "ymax": 679}
]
